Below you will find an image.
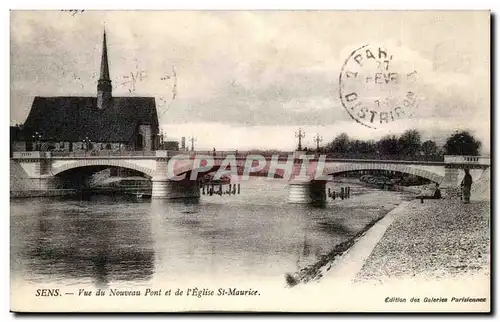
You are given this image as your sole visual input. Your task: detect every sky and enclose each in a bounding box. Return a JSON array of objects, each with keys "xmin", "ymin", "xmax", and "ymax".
[{"xmin": 10, "ymin": 10, "xmax": 490, "ymax": 153}]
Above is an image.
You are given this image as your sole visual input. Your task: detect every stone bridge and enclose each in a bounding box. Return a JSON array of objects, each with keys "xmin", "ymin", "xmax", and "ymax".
[{"xmin": 11, "ymin": 151, "xmax": 490, "ymax": 204}]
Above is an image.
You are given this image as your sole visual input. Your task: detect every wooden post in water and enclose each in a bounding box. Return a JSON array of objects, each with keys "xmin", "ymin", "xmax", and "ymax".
[
  {"xmin": 202, "ymin": 183, "xmax": 206, "ymax": 195},
  {"xmin": 237, "ymin": 183, "xmax": 240, "ymax": 194},
  {"xmin": 340, "ymin": 187, "xmax": 344, "ymax": 200},
  {"xmin": 328, "ymin": 188, "xmax": 331, "ymax": 198}
]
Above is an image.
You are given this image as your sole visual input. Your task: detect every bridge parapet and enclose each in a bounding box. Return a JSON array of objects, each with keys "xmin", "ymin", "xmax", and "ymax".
[
  {"xmin": 156, "ymin": 150, "xmax": 295, "ymax": 159},
  {"xmin": 14, "ymin": 150, "xmax": 488, "ymax": 165},
  {"xmin": 50, "ymin": 150, "xmax": 156, "ymax": 158},
  {"xmin": 444, "ymin": 155, "xmax": 490, "ymax": 166},
  {"xmin": 12, "ymin": 151, "xmax": 51, "ymax": 159},
  {"xmin": 13, "ymin": 151, "xmax": 161, "ymax": 159}
]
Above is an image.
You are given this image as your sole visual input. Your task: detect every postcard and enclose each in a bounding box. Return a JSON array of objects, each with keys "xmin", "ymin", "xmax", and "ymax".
[{"xmin": 10, "ymin": 10, "xmax": 491, "ymax": 312}]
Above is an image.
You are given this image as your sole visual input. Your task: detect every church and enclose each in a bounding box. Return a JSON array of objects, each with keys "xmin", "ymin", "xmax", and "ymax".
[{"xmin": 20, "ymin": 31, "xmax": 160, "ymax": 153}]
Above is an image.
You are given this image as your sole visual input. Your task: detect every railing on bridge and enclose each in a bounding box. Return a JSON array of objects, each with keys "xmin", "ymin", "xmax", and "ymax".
[
  {"xmin": 12, "ymin": 150, "xmax": 157, "ymax": 159},
  {"xmin": 52, "ymin": 150, "xmax": 157, "ymax": 158},
  {"xmin": 12, "ymin": 151, "xmax": 51, "ymax": 159},
  {"xmin": 156, "ymin": 150, "xmax": 295, "ymax": 159},
  {"xmin": 444, "ymin": 155, "xmax": 491, "ymax": 165},
  {"xmin": 158, "ymin": 151, "xmax": 447, "ymax": 162},
  {"xmin": 157, "ymin": 151, "xmax": 445, "ymax": 160},
  {"xmin": 11, "ymin": 150, "xmax": 489, "ymax": 165},
  {"xmin": 311, "ymin": 153, "xmax": 445, "ymax": 162}
]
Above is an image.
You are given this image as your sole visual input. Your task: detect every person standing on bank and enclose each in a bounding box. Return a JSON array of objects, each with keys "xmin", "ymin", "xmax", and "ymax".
[
  {"xmin": 461, "ymin": 168, "xmax": 473, "ymax": 204},
  {"xmin": 433, "ymin": 183, "xmax": 442, "ymax": 199}
]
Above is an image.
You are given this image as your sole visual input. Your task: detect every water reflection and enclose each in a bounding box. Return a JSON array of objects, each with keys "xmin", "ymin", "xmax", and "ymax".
[
  {"xmin": 11, "ymin": 197, "xmax": 155, "ymax": 287},
  {"xmin": 148, "ymin": 196, "xmax": 341, "ymax": 279},
  {"xmin": 11, "ymin": 178, "xmax": 413, "ymax": 287}
]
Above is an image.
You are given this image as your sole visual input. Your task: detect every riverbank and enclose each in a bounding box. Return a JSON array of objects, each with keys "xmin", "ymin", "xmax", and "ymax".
[
  {"xmin": 285, "ymin": 185, "xmax": 416, "ymax": 286},
  {"xmin": 354, "ymin": 199, "xmax": 490, "ymax": 284},
  {"xmin": 287, "ymin": 196, "xmax": 490, "ymax": 288},
  {"xmin": 285, "ymin": 209, "xmax": 389, "ymax": 286},
  {"xmin": 332, "ymin": 177, "xmax": 434, "ymax": 195},
  {"xmin": 10, "ymin": 189, "xmax": 77, "ymax": 198}
]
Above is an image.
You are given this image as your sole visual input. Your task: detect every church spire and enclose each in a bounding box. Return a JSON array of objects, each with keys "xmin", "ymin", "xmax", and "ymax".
[
  {"xmin": 100, "ymin": 29, "xmax": 110, "ymax": 80},
  {"xmin": 97, "ymin": 29, "xmax": 112, "ymax": 109}
]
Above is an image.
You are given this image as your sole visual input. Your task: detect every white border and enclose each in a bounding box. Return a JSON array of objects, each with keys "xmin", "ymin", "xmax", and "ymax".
[{"xmin": 2, "ymin": 1, "xmax": 497, "ymax": 321}]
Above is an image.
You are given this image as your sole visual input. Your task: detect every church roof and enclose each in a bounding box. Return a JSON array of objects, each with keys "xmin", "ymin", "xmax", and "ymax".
[{"xmin": 22, "ymin": 96, "xmax": 159, "ymax": 142}]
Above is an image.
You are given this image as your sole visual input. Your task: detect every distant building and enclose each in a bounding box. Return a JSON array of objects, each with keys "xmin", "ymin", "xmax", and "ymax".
[
  {"xmin": 18, "ymin": 30, "xmax": 159, "ymax": 152},
  {"xmin": 179, "ymin": 136, "xmax": 190, "ymax": 151},
  {"xmin": 181, "ymin": 136, "xmax": 186, "ymax": 151},
  {"xmin": 163, "ymin": 140, "xmax": 180, "ymax": 151}
]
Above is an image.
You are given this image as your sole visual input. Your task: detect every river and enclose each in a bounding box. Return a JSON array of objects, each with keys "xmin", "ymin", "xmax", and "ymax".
[{"xmin": 10, "ymin": 177, "xmax": 415, "ymax": 289}]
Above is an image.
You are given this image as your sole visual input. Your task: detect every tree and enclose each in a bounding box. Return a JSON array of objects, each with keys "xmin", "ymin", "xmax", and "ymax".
[
  {"xmin": 443, "ymin": 131, "xmax": 482, "ymax": 156},
  {"xmin": 377, "ymin": 135, "xmax": 400, "ymax": 156},
  {"xmin": 421, "ymin": 140, "xmax": 439, "ymax": 160},
  {"xmin": 348, "ymin": 139, "xmax": 361, "ymax": 154},
  {"xmin": 348, "ymin": 139, "xmax": 376, "ymax": 155},
  {"xmin": 328, "ymin": 133, "xmax": 350, "ymax": 153},
  {"xmin": 361, "ymin": 140, "xmax": 377, "ymax": 154},
  {"xmin": 398, "ymin": 129, "xmax": 421, "ymax": 157}
]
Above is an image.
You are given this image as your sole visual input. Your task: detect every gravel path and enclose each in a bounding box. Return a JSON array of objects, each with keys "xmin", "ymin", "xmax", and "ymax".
[{"xmin": 354, "ymin": 199, "xmax": 490, "ymax": 284}]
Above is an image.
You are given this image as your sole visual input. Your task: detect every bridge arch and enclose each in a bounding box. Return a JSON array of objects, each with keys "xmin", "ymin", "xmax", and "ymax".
[
  {"xmin": 323, "ymin": 163, "xmax": 444, "ymax": 184},
  {"xmin": 51, "ymin": 159, "xmax": 155, "ymax": 178}
]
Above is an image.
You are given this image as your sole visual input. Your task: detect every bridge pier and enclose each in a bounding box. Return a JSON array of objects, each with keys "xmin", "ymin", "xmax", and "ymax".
[
  {"xmin": 288, "ymin": 181, "xmax": 310, "ymax": 204},
  {"xmin": 151, "ymin": 158, "xmax": 200, "ymax": 199},
  {"xmin": 30, "ymin": 176, "xmax": 62, "ymax": 190},
  {"xmin": 441, "ymin": 167, "xmax": 460, "ymax": 198},
  {"xmin": 151, "ymin": 177, "xmax": 200, "ymax": 199},
  {"xmin": 288, "ymin": 178, "xmax": 326, "ymax": 205}
]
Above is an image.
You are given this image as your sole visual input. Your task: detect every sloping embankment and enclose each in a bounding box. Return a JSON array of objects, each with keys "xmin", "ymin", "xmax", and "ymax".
[
  {"xmin": 10, "ymin": 161, "xmax": 76, "ymax": 198},
  {"xmin": 471, "ymin": 168, "xmax": 490, "ymax": 201},
  {"xmin": 285, "ymin": 210, "xmax": 390, "ymax": 287},
  {"xmin": 10, "ymin": 160, "xmax": 35, "ymax": 192}
]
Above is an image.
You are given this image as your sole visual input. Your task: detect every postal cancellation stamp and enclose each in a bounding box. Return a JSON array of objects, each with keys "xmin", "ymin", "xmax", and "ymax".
[{"xmin": 339, "ymin": 44, "xmax": 419, "ymax": 129}]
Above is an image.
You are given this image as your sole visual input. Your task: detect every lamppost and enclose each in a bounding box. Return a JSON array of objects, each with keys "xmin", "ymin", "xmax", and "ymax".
[
  {"xmin": 158, "ymin": 129, "xmax": 165, "ymax": 150},
  {"xmin": 189, "ymin": 136, "xmax": 197, "ymax": 152},
  {"xmin": 314, "ymin": 133, "xmax": 323, "ymax": 152},
  {"xmin": 82, "ymin": 136, "xmax": 92, "ymax": 154},
  {"xmin": 32, "ymin": 131, "xmax": 42, "ymax": 151},
  {"xmin": 295, "ymin": 128, "xmax": 305, "ymax": 151}
]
